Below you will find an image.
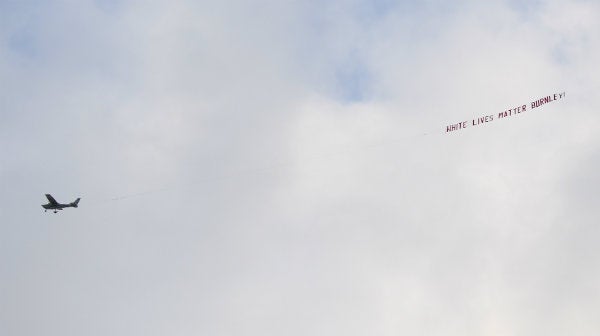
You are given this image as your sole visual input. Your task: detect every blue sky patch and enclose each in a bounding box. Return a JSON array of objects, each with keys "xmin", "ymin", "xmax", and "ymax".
[
  {"xmin": 334, "ymin": 51, "xmax": 371, "ymax": 102},
  {"xmin": 8, "ymin": 30, "xmax": 39, "ymax": 59}
]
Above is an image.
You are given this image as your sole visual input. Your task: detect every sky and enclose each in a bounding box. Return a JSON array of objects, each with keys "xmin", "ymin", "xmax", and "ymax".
[{"xmin": 1, "ymin": 0, "xmax": 599, "ymax": 335}]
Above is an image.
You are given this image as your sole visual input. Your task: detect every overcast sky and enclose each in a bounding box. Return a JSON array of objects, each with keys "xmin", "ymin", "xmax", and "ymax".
[{"xmin": 1, "ymin": 0, "xmax": 599, "ymax": 335}]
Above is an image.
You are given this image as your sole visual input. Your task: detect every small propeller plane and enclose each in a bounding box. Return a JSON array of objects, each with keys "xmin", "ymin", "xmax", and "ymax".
[{"xmin": 42, "ymin": 194, "xmax": 81, "ymax": 213}]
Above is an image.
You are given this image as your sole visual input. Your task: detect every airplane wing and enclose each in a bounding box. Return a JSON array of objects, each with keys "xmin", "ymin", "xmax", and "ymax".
[{"xmin": 45, "ymin": 194, "xmax": 59, "ymax": 205}]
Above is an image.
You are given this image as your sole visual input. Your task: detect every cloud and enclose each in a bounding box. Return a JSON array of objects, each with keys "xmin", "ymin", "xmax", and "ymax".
[{"xmin": 1, "ymin": 1, "xmax": 599, "ymax": 335}]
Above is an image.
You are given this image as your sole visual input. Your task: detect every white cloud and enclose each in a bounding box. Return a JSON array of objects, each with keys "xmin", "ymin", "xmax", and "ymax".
[{"xmin": 1, "ymin": 1, "xmax": 599, "ymax": 335}]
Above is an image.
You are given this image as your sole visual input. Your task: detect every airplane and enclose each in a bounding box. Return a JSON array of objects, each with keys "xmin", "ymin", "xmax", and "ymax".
[{"xmin": 42, "ymin": 194, "xmax": 81, "ymax": 213}]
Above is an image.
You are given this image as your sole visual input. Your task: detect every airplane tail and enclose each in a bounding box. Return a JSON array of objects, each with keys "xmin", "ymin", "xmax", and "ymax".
[{"xmin": 71, "ymin": 198, "xmax": 81, "ymax": 208}]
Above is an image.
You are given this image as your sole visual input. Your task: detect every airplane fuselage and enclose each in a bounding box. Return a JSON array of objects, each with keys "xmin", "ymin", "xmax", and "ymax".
[{"xmin": 42, "ymin": 203, "xmax": 75, "ymax": 210}]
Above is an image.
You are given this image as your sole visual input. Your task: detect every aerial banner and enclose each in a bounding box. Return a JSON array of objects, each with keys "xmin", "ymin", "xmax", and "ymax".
[{"xmin": 445, "ymin": 91, "xmax": 566, "ymax": 133}]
